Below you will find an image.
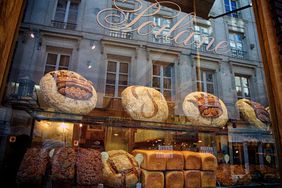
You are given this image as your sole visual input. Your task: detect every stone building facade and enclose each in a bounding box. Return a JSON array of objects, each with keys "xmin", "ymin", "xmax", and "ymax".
[{"xmin": 8, "ymin": 0, "xmax": 266, "ymax": 119}]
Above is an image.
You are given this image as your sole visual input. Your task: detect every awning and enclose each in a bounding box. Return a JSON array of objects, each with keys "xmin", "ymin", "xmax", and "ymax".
[{"xmin": 147, "ymin": 0, "xmax": 215, "ymax": 19}]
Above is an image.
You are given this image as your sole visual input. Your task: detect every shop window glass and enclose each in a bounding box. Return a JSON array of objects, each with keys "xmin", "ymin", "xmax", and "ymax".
[{"xmin": 2, "ymin": 0, "xmax": 281, "ymax": 187}]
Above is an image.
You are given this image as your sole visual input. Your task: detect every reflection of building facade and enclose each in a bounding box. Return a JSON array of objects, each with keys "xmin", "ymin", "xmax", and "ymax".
[{"xmin": 1, "ymin": 0, "xmax": 279, "ymax": 185}]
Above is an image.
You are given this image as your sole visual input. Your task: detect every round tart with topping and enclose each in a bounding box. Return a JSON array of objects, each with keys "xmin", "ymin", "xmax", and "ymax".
[
  {"xmin": 40, "ymin": 70, "xmax": 97, "ymax": 114},
  {"xmin": 182, "ymin": 92, "xmax": 228, "ymax": 127}
]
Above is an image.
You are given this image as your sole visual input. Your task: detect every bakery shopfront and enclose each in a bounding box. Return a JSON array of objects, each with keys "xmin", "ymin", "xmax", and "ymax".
[{"xmin": 0, "ymin": 0, "xmax": 281, "ymax": 187}]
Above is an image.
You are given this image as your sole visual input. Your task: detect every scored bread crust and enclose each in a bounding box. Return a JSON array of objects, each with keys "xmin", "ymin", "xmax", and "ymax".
[
  {"xmin": 39, "ymin": 70, "xmax": 97, "ymax": 115},
  {"xmin": 182, "ymin": 92, "xmax": 228, "ymax": 127},
  {"xmin": 236, "ymin": 98, "xmax": 270, "ymax": 130},
  {"xmin": 121, "ymin": 86, "xmax": 169, "ymax": 122},
  {"xmin": 102, "ymin": 150, "xmax": 138, "ymax": 188}
]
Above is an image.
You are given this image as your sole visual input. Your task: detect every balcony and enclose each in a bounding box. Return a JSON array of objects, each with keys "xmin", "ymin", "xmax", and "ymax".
[
  {"xmin": 230, "ymin": 48, "xmax": 247, "ymax": 59},
  {"xmin": 152, "ymin": 35, "xmax": 172, "ymax": 44},
  {"xmin": 109, "ymin": 30, "xmax": 133, "ymax": 39},
  {"xmin": 51, "ymin": 20, "xmax": 77, "ymax": 30},
  {"xmin": 192, "ymin": 43, "xmax": 214, "ymax": 54}
]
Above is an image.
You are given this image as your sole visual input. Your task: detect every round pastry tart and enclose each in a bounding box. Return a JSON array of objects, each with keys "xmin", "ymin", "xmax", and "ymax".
[
  {"xmin": 102, "ymin": 150, "xmax": 138, "ymax": 188},
  {"xmin": 236, "ymin": 99, "xmax": 271, "ymax": 129},
  {"xmin": 121, "ymin": 86, "xmax": 169, "ymax": 122},
  {"xmin": 182, "ymin": 92, "xmax": 228, "ymax": 127},
  {"xmin": 39, "ymin": 70, "xmax": 97, "ymax": 114}
]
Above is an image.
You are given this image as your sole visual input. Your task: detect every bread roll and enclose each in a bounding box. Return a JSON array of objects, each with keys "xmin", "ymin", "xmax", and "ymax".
[
  {"xmin": 141, "ymin": 170, "xmax": 164, "ymax": 188},
  {"xmin": 182, "ymin": 151, "xmax": 201, "ymax": 170},
  {"xmin": 201, "ymin": 171, "xmax": 216, "ymax": 188},
  {"xmin": 199, "ymin": 153, "xmax": 217, "ymax": 171},
  {"xmin": 40, "ymin": 70, "xmax": 97, "ymax": 115},
  {"xmin": 184, "ymin": 170, "xmax": 201, "ymax": 188},
  {"xmin": 102, "ymin": 150, "xmax": 138, "ymax": 188},
  {"xmin": 236, "ymin": 99, "xmax": 270, "ymax": 130},
  {"xmin": 165, "ymin": 150, "xmax": 184, "ymax": 170},
  {"xmin": 76, "ymin": 148, "xmax": 103, "ymax": 185},
  {"xmin": 121, "ymin": 86, "xmax": 169, "ymax": 122},
  {"xmin": 52, "ymin": 147, "xmax": 76, "ymax": 182},
  {"xmin": 182, "ymin": 92, "xmax": 228, "ymax": 127},
  {"xmin": 165, "ymin": 171, "xmax": 184, "ymax": 188},
  {"xmin": 17, "ymin": 148, "xmax": 49, "ymax": 184},
  {"xmin": 132, "ymin": 150, "xmax": 166, "ymax": 171}
]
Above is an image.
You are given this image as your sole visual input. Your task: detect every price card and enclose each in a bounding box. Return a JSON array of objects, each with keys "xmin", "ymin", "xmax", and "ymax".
[
  {"xmin": 49, "ymin": 149, "xmax": 55, "ymax": 158},
  {"xmin": 135, "ymin": 153, "xmax": 144, "ymax": 167},
  {"xmin": 101, "ymin": 152, "xmax": 109, "ymax": 162},
  {"xmin": 224, "ymin": 154, "xmax": 230, "ymax": 164},
  {"xmin": 266, "ymin": 155, "xmax": 271, "ymax": 163}
]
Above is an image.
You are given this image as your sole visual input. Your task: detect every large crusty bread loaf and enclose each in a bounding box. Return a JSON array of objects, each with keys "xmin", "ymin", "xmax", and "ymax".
[
  {"xmin": 40, "ymin": 70, "xmax": 97, "ymax": 114},
  {"xmin": 236, "ymin": 99, "xmax": 270, "ymax": 130},
  {"xmin": 166, "ymin": 171, "xmax": 184, "ymax": 188},
  {"xmin": 182, "ymin": 92, "xmax": 228, "ymax": 127},
  {"xmin": 182, "ymin": 151, "xmax": 201, "ymax": 170},
  {"xmin": 121, "ymin": 86, "xmax": 169, "ymax": 122},
  {"xmin": 102, "ymin": 150, "xmax": 138, "ymax": 188},
  {"xmin": 132, "ymin": 150, "xmax": 184, "ymax": 171},
  {"xmin": 199, "ymin": 152, "xmax": 218, "ymax": 171},
  {"xmin": 165, "ymin": 150, "xmax": 184, "ymax": 170},
  {"xmin": 184, "ymin": 170, "xmax": 201, "ymax": 188},
  {"xmin": 141, "ymin": 170, "xmax": 164, "ymax": 188},
  {"xmin": 132, "ymin": 150, "xmax": 166, "ymax": 171},
  {"xmin": 201, "ymin": 171, "xmax": 216, "ymax": 188}
]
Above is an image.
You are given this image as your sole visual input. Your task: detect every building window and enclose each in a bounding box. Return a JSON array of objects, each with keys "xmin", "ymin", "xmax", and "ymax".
[
  {"xmin": 44, "ymin": 47, "xmax": 71, "ymax": 75},
  {"xmin": 52, "ymin": 0, "xmax": 79, "ymax": 29},
  {"xmin": 196, "ymin": 69, "xmax": 216, "ymax": 94},
  {"xmin": 224, "ymin": 0, "xmax": 239, "ymax": 18},
  {"xmin": 152, "ymin": 16, "xmax": 172, "ymax": 44},
  {"xmin": 109, "ymin": 7, "xmax": 134, "ymax": 39},
  {"xmin": 194, "ymin": 25, "xmax": 211, "ymax": 51},
  {"xmin": 229, "ymin": 32, "xmax": 246, "ymax": 58},
  {"xmin": 105, "ymin": 60, "xmax": 129, "ymax": 97},
  {"xmin": 152, "ymin": 64, "xmax": 173, "ymax": 100},
  {"xmin": 235, "ymin": 75, "xmax": 251, "ymax": 99}
]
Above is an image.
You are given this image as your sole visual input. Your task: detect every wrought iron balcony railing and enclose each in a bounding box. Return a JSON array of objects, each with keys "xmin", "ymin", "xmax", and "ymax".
[
  {"xmin": 230, "ymin": 48, "xmax": 247, "ymax": 59},
  {"xmin": 51, "ymin": 20, "xmax": 77, "ymax": 30},
  {"xmin": 109, "ymin": 30, "xmax": 133, "ymax": 39}
]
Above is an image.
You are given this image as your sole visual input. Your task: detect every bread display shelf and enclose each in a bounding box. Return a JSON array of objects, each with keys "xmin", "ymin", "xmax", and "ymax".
[{"xmin": 25, "ymin": 108, "xmax": 228, "ymax": 133}]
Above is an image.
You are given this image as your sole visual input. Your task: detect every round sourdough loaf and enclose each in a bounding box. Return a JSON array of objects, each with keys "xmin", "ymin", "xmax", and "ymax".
[
  {"xmin": 236, "ymin": 99, "xmax": 270, "ymax": 130},
  {"xmin": 182, "ymin": 92, "xmax": 228, "ymax": 127},
  {"xmin": 102, "ymin": 150, "xmax": 138, "ymax": 188},
  {"xmin": 121, "ymin": 86, "xmax": 169, "ymax": 122},
  {"xmin": 39, "ymin": 70, "xmax": 97, "ymax": 115}
]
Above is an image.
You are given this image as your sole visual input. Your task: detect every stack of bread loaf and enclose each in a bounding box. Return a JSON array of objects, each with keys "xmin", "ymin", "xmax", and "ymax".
[{"xmin": 132, "ymin": 150, "xmax": 217, "ymax": 188}]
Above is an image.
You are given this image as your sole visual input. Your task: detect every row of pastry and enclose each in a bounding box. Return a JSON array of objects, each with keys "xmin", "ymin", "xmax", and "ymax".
[
  {"xmin": 40, "ymin": 70, "xmax": 271, "ymax": 129},
  {"xmin": 17, "ymin": 147, "xmax": 217, "ymax": 188}
]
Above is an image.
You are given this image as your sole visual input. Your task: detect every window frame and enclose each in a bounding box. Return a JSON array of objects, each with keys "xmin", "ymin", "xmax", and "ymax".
[
  {"xmin": 224, "ymin": 0, "xmax": 240, "ymax": 18},
  {"xmin": 196, "ymin": 69, "xmax": 216, "ymax": 95},
  {"xmin": 152, "ymin": 15, "xmax": 172, "ymax": 44},
  {"xmin": 152, "ymin": 63, "xmax": 173, "ymax": 101},
  {"xmin": 53, "ymin": 0, "xmax": 79, "ymax": 24},
  {"xmin": 43, "ymin": 50, "xmax": 71, "ymax": 75},
  {"xmin": 105, "ymin": 59, "xmax": 129, "ymax": 98},
  {"xmin": 234, "ymin": 74, "xmax": 251, "ymax": 100}
]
